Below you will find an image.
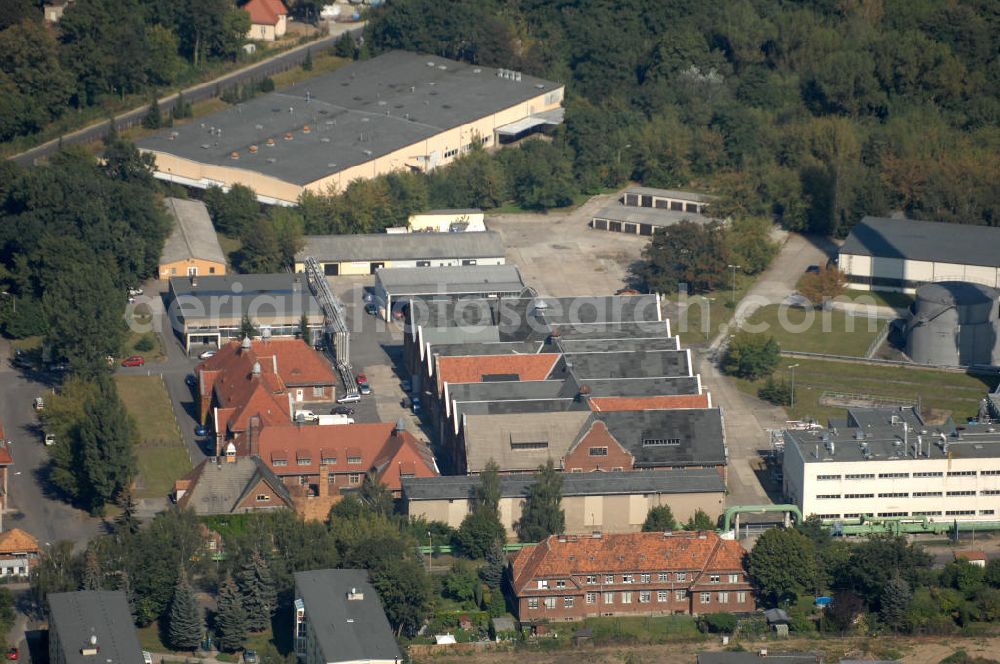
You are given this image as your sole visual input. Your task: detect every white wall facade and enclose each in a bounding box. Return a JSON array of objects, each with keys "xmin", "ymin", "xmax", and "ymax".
[
  {"xmin": 841, "ymin": 252, "xmax": 1000, "ymax": 294},
  {"xmin": 784, "ymin": 442, "xmax": 1000, "ymax": 522}
]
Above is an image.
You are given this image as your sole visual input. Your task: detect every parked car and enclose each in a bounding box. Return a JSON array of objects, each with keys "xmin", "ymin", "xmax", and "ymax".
[
  {"xmin": 805, "ymin": 264, "xmax": 820, "ymax": 274},
  {"xmin": 355, "ymin": 373, "xmax": 368, "ymax": 385},
  {"xmin": 121, "ymin": 355, "xmax": 145, "ymax": 367},
  {"xmin": 7, "ymin": 647, "xmax": 18, "ymax": 661},
  {"xmin": 185, "ymin": 374, "xmax": 198, "ymax": 388},
  {"xmin": 337, "ymin": 393, "xmax": 361, "ymax": 404},
  {"xmin": 243, "ymin": 650, "xmax": 257, "ymax": 664},
  {"xmin": 411, "ymin": 396, "xmax": 422, "ymax": 415},
  {"xmin": 142, "ymin": 652, "xmax": 152, "ymax": 664},
  {"xmin": 364, "ymin": 302, "xmax": 378, "ymax": 316},
  {"xmin": 32, "ymin": 397, "xmax": 44, "ymax": 411},
  {"xmin": 128, "ymin": 287, "xmax": 144, "ymax": 296},
  {"xmin": 43, "ymin": 433, "xmax": 55, "ymax": 447},
  {"xmin": 198, "ymin": 349, "xmax": 217, "ymax": 360},
  {"xmin": 331, "ymin": 406, "xmax": 355, "ymax": 416},
  {"xmin": 295, "ymin": 410, "xmax": 319, "ymax": 422},
  {"xmin": 194, "ymin": 424, "xmax": 209, "ymax": 437},
  {"xmin": 359, "ymin": 383, "xmax": 372, "ymax": 395}
]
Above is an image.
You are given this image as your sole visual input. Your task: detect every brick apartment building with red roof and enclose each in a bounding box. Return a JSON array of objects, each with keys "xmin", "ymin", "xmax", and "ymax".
[
  {"xmin": 197, "ymin": 338, "xmax": 336, "ymax": 455},
  {"xmin": 255, "ymin": 420, "xmax": 439, "ymax": 496},
  {"xmin": 509, "ymin": 531, "xmax": 754, "ymax": 622}
]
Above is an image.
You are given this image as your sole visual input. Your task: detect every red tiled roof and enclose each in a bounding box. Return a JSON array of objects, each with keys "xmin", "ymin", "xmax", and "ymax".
[
  {"xmin": 198, "ymin": 339, "xmax": 334, "ymax": 436},
  {"xmin": 0, "ymin": 528, "xmax": 39, "ymax": 554},
  {"xmin": 0, "ymin": 442, "xmax": 11, "ymax": 466},
  {"xmin": 589, "ymin": 394, "xmax": 710, "ymax": 412},
  {"xmin": 437, "ymin": 353, "xmax": 560, "ymax": 393},
  {"xmin": 257, "ymin": 423, "xmax": 438, "ymax": 492},
  {"xmin": 956, "ymin": 550, "xmax": 988, "ymax": 561},
  {"xmin": 244, "ymin": 0, "xmax": 287, "ymax": 26},
  {"xmin": 510, "ymin": 532, "xmax": 746, "ymax": 593}
]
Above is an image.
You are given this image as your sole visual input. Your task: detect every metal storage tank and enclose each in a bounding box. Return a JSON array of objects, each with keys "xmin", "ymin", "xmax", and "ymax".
[{"xmin": 905, "ymin": 281, "xmax": 1000, "ymax": 366}]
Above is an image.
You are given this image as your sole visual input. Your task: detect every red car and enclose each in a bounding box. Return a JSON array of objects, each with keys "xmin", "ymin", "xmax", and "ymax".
[
  {"xmin": 355, "ymin": 373, "xmax": 368, "ymax": 385},
  {"xmin": 122, "ymin": 355, "xmax": 145, "ymax": 367},
  {"xmin": 7, "ymin": 647, "xmax": 18, "ymax": 661}
]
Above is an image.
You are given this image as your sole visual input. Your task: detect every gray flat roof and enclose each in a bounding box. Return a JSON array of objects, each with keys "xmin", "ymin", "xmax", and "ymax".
[
  {"xmin": 556, "ymin": 337, "xmax": 679, "ymax": 353},
  {"xmin": 593, "ymin": 205, "xmax": 716, "ymax": 227},
  {"xmin": 299, "ymin": 230, "xmax": 505, "ymax": 263},
  {"xmin": 403, "ymin": 468, "xmax": 725, "ymax": 501},
  {"xmin": 596, "ymin": 408, "xmax": 727, "ymax": 467},
  {"xmin": 139, "ymin": 51, "xmax": 563, "ymax": 186},
  {"xmin": 294, "ymin": 569, "xmax": 401, "ymax": 663},
  {"xmin": 428, "ymin": 340, "xmax": 545, "ymax": 358},
  {"xmin": 565, "ymin": 349, "xmax": 691, "ymax": 380},
  {"xmin": 410, "ymin": 295, "xmax": 662, "ymax": 331},
  {"xmin": 162, "ymin": 198, "xmax": 227, "ymax": 265},
  {"xmin": 48, "ymin": 591, "xmax": 144, "ymax": 664},
  {"xmin": 624, "ymin": 187, "xmax": 715, "ymax": 203},
  {"xmin": 168, "ymin": 273, "xmax": 322, "ymax": 321},
  {"xmin": 839, "ymin": 216, "xmax": 1000, "ymax": 269},
  {"xmin": 376, "ymin": 264, "xmax": 524, "ymax": 296}
]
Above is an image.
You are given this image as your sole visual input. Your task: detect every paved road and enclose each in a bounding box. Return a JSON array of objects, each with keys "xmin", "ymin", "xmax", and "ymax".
[
  {"xmin": 8, "ymin": 23, "xmax": 364, "ymax": 167},
  {"xmin": 0, "ymin": 342, "xmax": 102, "ymax": 549},
  {"xmin": 699, "ymin": 232, "xmax": 838, "ymax": 506}
]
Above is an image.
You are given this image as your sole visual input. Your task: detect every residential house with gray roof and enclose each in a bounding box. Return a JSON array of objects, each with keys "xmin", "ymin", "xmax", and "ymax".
[{"xmin": 48, "ymin": 591, "xmax": 143, "ymax": 664}]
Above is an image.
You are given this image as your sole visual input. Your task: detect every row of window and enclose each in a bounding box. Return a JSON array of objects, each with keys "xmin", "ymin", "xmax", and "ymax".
[
  {"xmin": 818, "ymin": 490, "xmax": 997, "ymax": 500},
  {"xmin": 539, "ymin": 572, "xmax": 741, "ymax": 589},
  {"xmin": 818, "ymin": 470, "xmax": 999, "ymax": 480},
  {"xmin": 527, "ymin": 590, "xmax": 748, "ymax": 610},
  {"xmin": 814, "ymin": 510, "xmax": 996, "ymax": 519},
  {"xmin": 273, "ymin": 457, "xmax": 363, "ymax": 467}
]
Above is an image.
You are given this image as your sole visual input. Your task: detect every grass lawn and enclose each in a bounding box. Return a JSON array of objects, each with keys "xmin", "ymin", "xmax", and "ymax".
[
  {"xmin": 218, "ymin": 233, "xmax": 242, "ymax": 268},
  {"xmin": 733, "ymin": 358, "xmax": 999, "ymax": 425},
  {"xmin": 744, "ymin": 304, "xmax": 883, "ymax": 357},
  {"xmin": 673, "ymin": 272, "xmax": 755, "ymax": 346},
  {"xmin": 115, "ymin": 375, "xmax": 192, "ymax": 499},
  {"xmin": 582, "ymin": 614, "xmax": 704, "ymax": 645}
]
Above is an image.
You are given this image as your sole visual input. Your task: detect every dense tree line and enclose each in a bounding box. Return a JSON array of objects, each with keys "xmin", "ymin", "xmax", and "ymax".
[
  {"xmin": 0, "ymin": 0, "xmax": 249, "ymax": 142},
  {"xmin": 357, "ymin": 0, "xmax": 998, "ymax": 233},
  {"xmin": 748, "ymin": 517, "xmax": 1000, "ymax": 635}
]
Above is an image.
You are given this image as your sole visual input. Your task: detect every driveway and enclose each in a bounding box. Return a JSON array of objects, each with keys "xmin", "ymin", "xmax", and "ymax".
[
  {"xmin": 0, "ymin": 341, "xmax": 101, "ymax": 549},
  {"xmin": 700, "ymin": 233, "xmax": 838, "ymax": 507}
]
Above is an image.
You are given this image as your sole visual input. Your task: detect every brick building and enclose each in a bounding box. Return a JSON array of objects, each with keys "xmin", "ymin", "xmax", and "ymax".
[{"xmin": 509, "ymin": 531, "xmax": 754, "ymax": 622}]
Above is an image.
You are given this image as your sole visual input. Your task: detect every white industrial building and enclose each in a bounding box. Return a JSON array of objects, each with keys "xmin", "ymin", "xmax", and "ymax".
[
  {"xmin": 407, "ymin": 209, "xmax": 486, "ymax": 233},
  {"xmin": 373, "ymin": 264, "xmax": 526, "ymax": 321},
  {"xmin": 839, "ymin": 217, "xmax": 1000, "ymax": 293},
  {"xmin": 783, "ymin": 407, "xmax": 1000, "ymax": 523}
]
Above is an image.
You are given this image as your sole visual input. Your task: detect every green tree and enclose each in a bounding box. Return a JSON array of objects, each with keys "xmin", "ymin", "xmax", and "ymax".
[
  {"xmin": 880, "ymin": 574, "xmax": 912, "ymax": 633},
  {"xmin": 474, "ymin": 459, "xmax": 501, "ymax": 514},
  {"xmin": 168, "ymin": 570, "xmax": 203, "ymax": 652},
  {"xmin": 371, "ymin": 559, "xmax": 432, "ymax": 637},
  {"xmin": 298, "ymin": 314, "xmax": 309, "ymax": 341},
  {"xmin": 333, "ymin": 32, "xmax": 355, "ymax": 58},
  {"xmin": 78, "ymin": 377, "xmax": 138, "ymax": 514},
  {"xmin": 81, "ymin": 550, "xmax": 102, "ymax": 590},
  {"xmin": 684, "ymin": 509, "xmax": 715, "ymax": 530},
  {"xmin": 442, "ymin": 561, "xmax": 478, "ymax": 604},
  {"xmin": 238, "ymin": 217, "xmax": 283, "ymax": 273},
  {"xmin": 118, "ymin": 569, "xmax": 137, "ymax": 622},
  {"xmin": 0, "ymin": 20, "xmax": 73, "ymax": 138},
  {"xmin": 215, "ymin": 574, "xmax": 249, "ymax": 652},
  {"xmin": 237, "ymin": 549, "xmax": 276, "ymax": 632},
  {"xmin": 204, "ymin": 184, "xmax": 260, "ymax": 236},
  {"xmin": 240, "ymin": 316, "xmax": 258, "ymax": 340},
  {"xmin": 456, "ymin": 507, "xmax": 506, "ymax": 559},
  {"xmin": 479, "ymin": 540, "xmax": 506, "ymax": 588},
  {"xmin": 727, "ymin": 216, "xmax": 778, "ymax": 275},
  {"xmin": 748, "ymin": 528, "xmax": 819, "ymax": 606},
  {"xmin": 722, "ymin": 331, "xmax": 780, "ymax": 380},
  {"xmin": 637, "ymin": 221, "xmax": 731, "ymax": 295},
  {"xmin": 115, "ymin": 489, "xmax": 142, "ymax": 536},
  {"xmin": 844, "ymin": 535, "xmax": 930, "ymax": 610},
  {"xmin": 642, "ymin": 505, "xmax": 677, "ymax": 532},
  {"xmin": 30, "ymin": 541, "xmax": 81, "ymax": 615},
  {"xmin": 798, "ymin": 267, "xmax": 847, "ymax": 308},
  {"xmin": 758, "ymin": 377, "xmax": 793, "ymax": 406},
  {"xmin": 514, "ymin": 460, "xmax": 564, "ymax": 543},
  {"xmin": 359, "ymin": 474, "xmax": 394, "ymax": 518},
  {"xmin": 142, "ymin": 97, "xmax": 162, "ymax": 129}
]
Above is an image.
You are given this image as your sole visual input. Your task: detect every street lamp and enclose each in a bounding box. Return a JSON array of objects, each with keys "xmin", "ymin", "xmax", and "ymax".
[
  {"xmin": 427, "ymin": 531, "xmax": 433, "ymax": 572},
  {"xmin": 616, "ymin": 143, "xmax": 632, "ymax": 168},
  {"xmin": 726, "ymin": 265, "xmax": 742, "ymax": 306},
  {"xmin": 788, "ymin": 364, "xmax": 800, "ymax": 409}
]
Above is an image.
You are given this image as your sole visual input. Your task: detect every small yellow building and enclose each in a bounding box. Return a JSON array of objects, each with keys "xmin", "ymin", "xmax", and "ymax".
[
  {"xmin": 408, "ymin": 208, "xmax": 486, "ymax": 233},
  {"xmin": 245, "ymin": 0, "xmax": 288, "ymax": 42},
  {"xmin": 159, "ymin": 197, "xmax": 227, "ymax": 280}
]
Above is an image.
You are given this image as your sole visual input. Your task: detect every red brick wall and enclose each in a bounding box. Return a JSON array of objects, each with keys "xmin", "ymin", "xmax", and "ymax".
[
  {"xmin": 562, "ymin": 421, "xmax": 634, "ymax": 472},
  {"xmin": 235, "ymin": 478, "xmax": 292, "ymax": 511}
]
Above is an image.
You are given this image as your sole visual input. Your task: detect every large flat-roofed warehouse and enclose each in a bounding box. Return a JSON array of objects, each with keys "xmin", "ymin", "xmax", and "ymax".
[
  {"xmin": 137, "ymin": 51, "xmax": 565, "ymax": 205},
  {"xmin": 159, "ymin": 197, "xmax": 227, "ymax": 279},
  {"xmin": 167, "ymin": 273, "xmax": 325, "ymax": 350},
  {"xmin": 621, "ymin": 187, "xmax": 714, "ymax": 214},
  {"xmin": 374, "ymin": 264, "xmax": 526, "ymax": 320},
  {"xmin": 839, "ymin": 216, "xmax": 1000, "ymax": 293},
  {"xmin": 294, "ymin": 230, "xmax": 506, "ymax": 276}
]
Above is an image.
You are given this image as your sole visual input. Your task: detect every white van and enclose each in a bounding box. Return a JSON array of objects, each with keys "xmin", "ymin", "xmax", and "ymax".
[
  {"xmin": 317, "ymin": 414, "xmax": 354, "ymax": 426},
  {"xmin": 294, "ymin": 410, "xmax": 319, "ymax": 422}
]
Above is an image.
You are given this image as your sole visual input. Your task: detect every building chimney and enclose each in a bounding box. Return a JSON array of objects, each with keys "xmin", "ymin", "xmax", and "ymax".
[
  {"xmin": 346, "ymin": 587, "xmax": 364, "ymax": 601},
  {"xmin": 317, "ymin": 462, "xmax": 327, "ymax": 498},
  {"xmin": 395, "ymin": 418, "xmax": 406, "ymax": 436}
]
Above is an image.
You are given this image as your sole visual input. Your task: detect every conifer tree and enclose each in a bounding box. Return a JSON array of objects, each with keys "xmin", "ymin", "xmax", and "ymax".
[
  {"xmin": 118, "ymin": 569, "xmax": 136, "ymax": 622},
  {"xmin": 236, "ymin": 550, "xmax": 276, "ymax": 632},
  {"xmin": 514, "ymin": 459, "xmax": 565, "ymax": 542},
  {"xmin": 81, "ymin": 550, "xmax": 102, "ymax": 590},
  {"xmin": 215, "ymin": 575, "xmax": 248, "ymax": 652},
  {"xmin": 168, "ymin": 570, "xmax": 203, "ymax": 652},
  {"xmin": 479, "ymin": 540, "xmax": 506, "ymax": 588}
]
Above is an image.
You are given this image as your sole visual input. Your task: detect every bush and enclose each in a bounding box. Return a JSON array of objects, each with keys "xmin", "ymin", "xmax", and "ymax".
[
  {"xmin": 722, "ymin": 331, "xmax": 780, "ymax": 380},
  {"xmin": 699, "ymin": 612, "xmax": 738, "ymax": 633},
  {"xmin": 134, "ymin": 334, "xmax": 155, "ymax": 353},
  {"xmin": 758, "ymin": 377, "xmax": 793, "ymax": 406},
  {"xmin": 259, "ymin": 77, "xmax": 275, "ymax": 93}
]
